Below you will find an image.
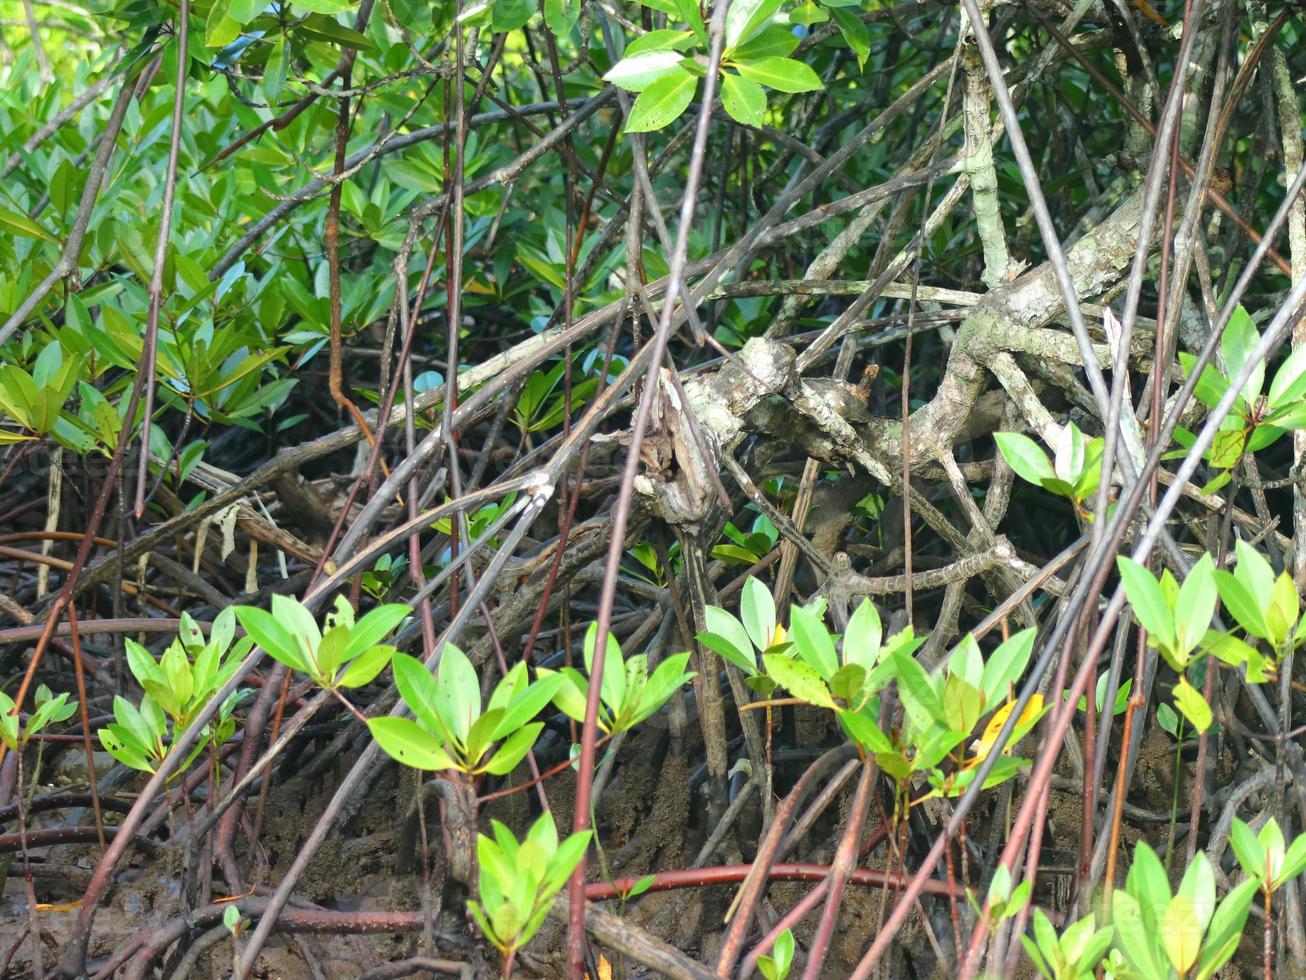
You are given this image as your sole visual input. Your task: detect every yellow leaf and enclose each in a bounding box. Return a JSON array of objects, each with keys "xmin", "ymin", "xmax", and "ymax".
[
  {"xmin": 770, "ymin": 623, "xmax": 787, "ymax": 648},
  {"xmin": 590, "ymin": 954, "xmax": 613, "ymax": 980},
  {"xmin": 967, "ymin": 694, "xmax": 1044, "ymax": 768},
  {"xmin": 1162, "ymin": 895, "xmax": 1201, "ymax": 973}
]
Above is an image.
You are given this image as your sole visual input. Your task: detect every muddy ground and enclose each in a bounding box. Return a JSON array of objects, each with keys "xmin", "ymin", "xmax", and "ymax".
[{"xmin": 0, "ymin": 709, "xmax": 1263, "ymax": 977}]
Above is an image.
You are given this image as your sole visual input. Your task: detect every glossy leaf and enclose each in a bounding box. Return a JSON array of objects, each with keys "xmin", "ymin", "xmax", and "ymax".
[
  {"xmin": 368, "ymin": 716, "xmax": 457, "ymax": 771},
  {"xmin": 721, "ymin": 73, "xmax": 766, "ymax": 127},
  {"xmin": 735, "ymin": 56, "xmax": 823, "ymax": 93},
  {"xmin": 625, "ymin": 68, "xmax": 696, "ymax": 132}
]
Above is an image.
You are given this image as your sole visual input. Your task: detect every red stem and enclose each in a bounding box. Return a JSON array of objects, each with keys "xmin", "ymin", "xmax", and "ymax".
[{"xmin": 583, "ymin": 862, "xmax": 963, "ymax": 902}]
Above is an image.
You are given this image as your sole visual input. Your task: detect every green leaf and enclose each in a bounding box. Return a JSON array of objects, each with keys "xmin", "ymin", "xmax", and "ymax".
[
  {"xmin": 836, "ymin": 708, "xmax": 890, "ymax": 753},
  {"xmin": 1253, "ymin": 815, "xmax": 1285, "ymax": 888},
  {"xmin": 1075, "ymin": 926, "xmax": 1115, "ymax": 975},
  {"xmin": 724, "ymin": 0, "xmax": 782, "ymax": 49},
  {"xmin": 1020, "ymin": 933, "xmax": 1053, "ymax": 980},
  {"xmin": 1172, "ymin": 675, "xmax": 1211, "ymax": 733},
  {"xmin": 344, "ymin": 603, "xmax": 410, "ymax": 661},
  {"xmin": 541, "ymin": 667, "xmax": 593, "ymax": 728},
  {"xmin": 544, "ymin": 0, "xmax": 580, "ymax": 36},
  {"xmin": 1111, "ymin": 890, "xmax": 1168, "ymax": 980},
  {"xmin": 316, "ymin": 626, "xmax": 350, "ymax": 681},
  {"xmin": 491, "ymin": 0, "xmax": 533, "ymax": 30},
  {"xmin": 1279, "ymin": 832, "xmax": 1306, "ymax": 883},
  {"xmin": 604, "ymin": 50, "xmax": 686, "ymax": 92},
  {"xmin": 1174, "ymin": 553, "xmax": 1216, "ymax": 658},
  {"xmin": 843, "ymin": 599, "xmax": 883, "ymax": 672},
  {"xmin": 624, "ymin": 29, "xmax": 696, "ymax": 56},
  {"xmin": 762, "ymin": 653, "xmax": 834, "ymax": 709},
  {"xmin": 1268, "ymin": 343, "xmax": 1306, "ymax": 408},
  {"xmin": 825, "ymin": 663, "xmax": 864, "ymax": 707},
  {"xmin": 99, "ymin": 724, "xmax": 156, "ymax": 772},
  {"xmin": 1214, "ymin": 569, "xmax": 1270, "ymax": 640},
  {"xmin": 437, "ymin": 643, "xmax": 482, "ymax": 745},
  {"xmin": 625, "ymin": 68, "xmax": 697, "ymax": 133},
  {"xmin": 829, "ymin": 7, "xmax": 869, "ymax": 69},
  {"xmin": 979, "ymin": 629, "xmax": 1035, "ymax": 711},
  {"xmin": 729, "ymin": 25, "xmax": 799, "ymax": 60},
  {"xmin": 272, "ymin": 594, "xmax": 322, "ymax": 672},
  {"xmin": 631, "ymin": 653, "xmax": 693, "ymax": 726},
  {"xmin": 263, "ymin": 34, "xmax": 287, "ymax": 103},
  {"xmin": 1263, "ymin": 403, "xmax": 1306, "ymax": 430},
  {"xmin": 788, "ymin": 3, "xmax": 828, "ymax": 26},
  {"xmin": 234, "ymin": 606, "xmax": 308, "ymax": 673},
  {"xmin": 227, "ymin": 0, "xmax": 264, "ymax": 23},
  {"xmin": 948, "ymin": 633, "xmax": 983, "ymax": 691},
  {"xmin": 1053, "ymin": 421, "xmax": 1086, "ymax": 485},
  {"xmin": 466, "ymin": 900, "xmax": 503, "ymax": 952},
  {"xmin": 296, "ymin": 12, "xmax": 372, "ymax": 47},
  {"xmin": 700, "ymin": 605, "xmax": 757, "ymax": 673},
  {"xmin": 481, "ymin": 722, "xmax": 542, "ymax": 775},
  {"xmin": 699, "ymin": 629, "xmax": 759, "ymax": 676},
  {"xmin": 1194, "ymin": 879, "xmax": 1256, "ymax": 980},
  {"xmin": 583, "ymin": 623, "xmax": 626, "ymax": 719},
  {"xmin": 720, "ymin": 73, "xmax": 766, "ymax": 127},
  {"xmin": 1155, "ymin": 702, "xmax": 1179, "ymax": 737},
  {"xmin": 912, "ymin": 726, "xmax": 965, "ymax": 771},
  {"xmin": 1204, "ymin": 630, "xmax": 1272, "ymax": 683},
  {"xmin": 789, "ymin": 603, "xmax": 836, "ymax": 679},
  {"xmin": 1222, "ymin": 304, "xmax": 1265, "ymax": 405},
  {"xmin": 987, "ymin": 864, "xmax": 1012, "ymax": 905},
  {"xmin": 295, "ymin": 0, "xmax": 354, "ymax": 12},
  {"xmin": 734, "ymin": 56, "xmax": 823, "ymax": 93},
  {"xmin": 368, "ymin": 716, "xmax": 457, "ymax": 771},
  {"xmin": 770, "ymin": 929, "xmax": 794, "ymax": 977},
  {"xmin": 336, "ymin": 643, "xmax": 394, "ymax": 687},
  {"xmin": 1117, "ymin": 557, "xmax": 1176, "ymax": 653},
  {"xmin": 1176, "ymin": 851, "xmax": 1215, "ymax": 935},
  {"xmin": 543, "ymin": 828, "xmax": 593, "ymax": 898},
  {"xmin": 1234, "ymin": 538, "xmax": 1276, "ymax": 602},
  {"xmin": 1207, "ymin": 426, "xmax": 1246, "ymax": 469},
  {"xmin": 124, "ymin": 638, "xmax": 163, "ymax": 689},
  {"xmin": 110, "ymin": 697, "xmax": 154, "ymax": 753},
  {"xmin": 206, "ymin": 0, "xmax": 242, "ymax": 48},
  {"xmin": 993, "ymin": 432, "xmax": 1055, "ymax": 487},
  {"xmin": 0, "ymin": 205, "xmax": 57, "ymax": 243},
  {"xmin": 672, "ymin": 0, "xmax": 706, "ymax": 38},
  {"xmin": 1126, "ymin": 840, "xmax": 1172, "ymax": 912},
  {"xmin": 892, "ymin": 649, "xmax": 942, "ymax": 731},
  {"xmin": 1178, "ymin": 354, "xmax": 1227, "ymax": 412},
  {"xmin": 391, "ymin": 652, "xmax": 447, "ymax": 738},
  {"xmin": 1267, "ymin": 572, "xmax": 1299, "ymax": 648},
  {"xmin": 632, "ymin": 0, "xmax": 680, "ymax": 14},
  {"xmin": 492, "ymin": 672, "xmax": 564, "ymax": 741},
  {"xmin": 942, "ymin": 674, "xmax": 983, "ymax": 734},
  {"xmin": 740, "ymin": 577, "xmax": 777, "ymax": 653},
  {"xmin": 1055, "ymin": 913, "xmax": 1090, "ymax": 967}
]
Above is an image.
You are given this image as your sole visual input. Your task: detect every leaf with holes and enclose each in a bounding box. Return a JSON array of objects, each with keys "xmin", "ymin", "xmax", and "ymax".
[
  {"xmin": 368, "ymin": 716, "xmax": 457, "ymax": 771},
  {"xmin": 763, "ymin": 653, "xmax": 834, "ymax": 709},
  {"xmin": 721, "ymin": 73, "xmax": 766, "ymax": 127}
]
